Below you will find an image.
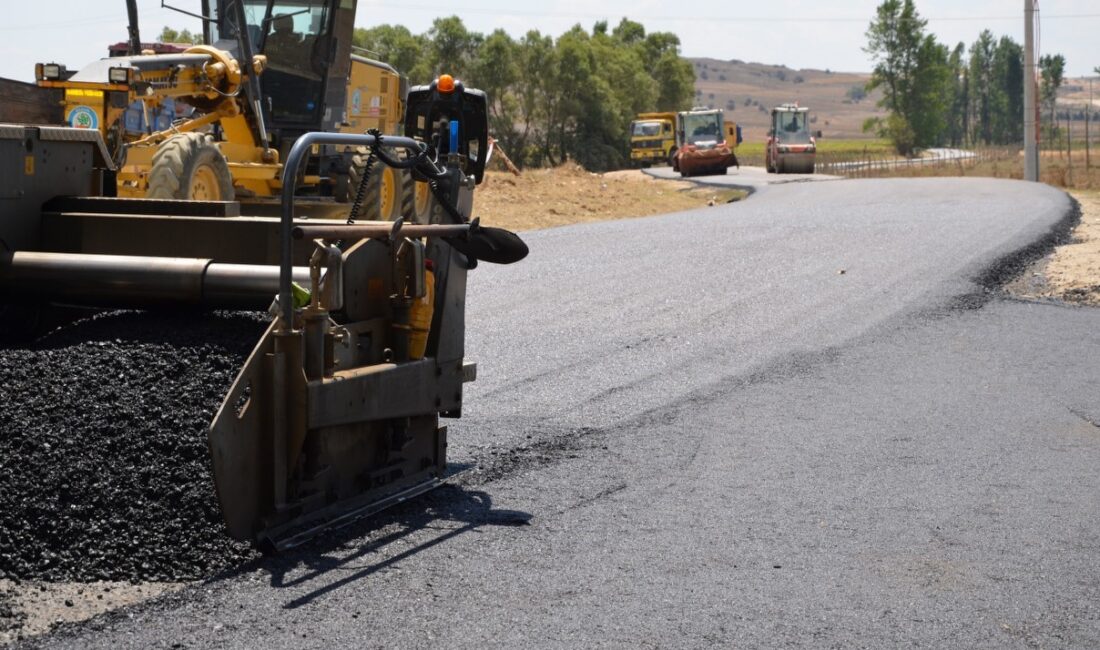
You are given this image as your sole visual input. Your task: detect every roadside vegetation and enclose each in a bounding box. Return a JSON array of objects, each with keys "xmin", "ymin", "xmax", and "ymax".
[
  {"xmin": 354, "ymin": 18, "xmax": 695, "ymax": 172},
  {"xmin": 863, "ymin": 0, "xmax": 1079, "ymax": 156}
]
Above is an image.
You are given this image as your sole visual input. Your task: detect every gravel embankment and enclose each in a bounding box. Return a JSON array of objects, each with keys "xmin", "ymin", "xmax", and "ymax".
[{"xmin": 0, "ymin": 310, "xmax": 267, "ymax": 583}]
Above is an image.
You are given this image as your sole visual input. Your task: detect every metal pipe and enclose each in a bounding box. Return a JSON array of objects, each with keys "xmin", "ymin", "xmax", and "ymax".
[
  {"xmin": 292, "ymin": 223, "xmax": 470, "ymax": 241},
  {"xmin": 279, "ymin": 132, "xmax": 425, "ymax": 331},
  {"xmin": 1, "ymin": 251, "xmax": 309, "ymax": 309}
]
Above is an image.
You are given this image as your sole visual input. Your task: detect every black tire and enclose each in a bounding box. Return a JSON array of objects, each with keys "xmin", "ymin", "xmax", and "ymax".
[
  {"xmin": 347, "ymin": 146, "xmax": 404, "ymax": 221},
  {"xmin": 399, "ymin": 170, "xmax": 419, "ymax": 223},
  {"xmin": 146, "ymin": 132, "xmax": 234, "ymax": 201},
  {"xmin": 669, "ymin": 148, "xmax": 679, "ymax": 171}
]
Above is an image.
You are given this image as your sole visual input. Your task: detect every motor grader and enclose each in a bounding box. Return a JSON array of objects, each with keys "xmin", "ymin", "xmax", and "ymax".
[
  {"xmin": 0, "ymin": 75, "xmax": 527, "ymax": 550},
  {"xmin": 35, "ymin": 0, "xmax": 414, "ymax": 221}
]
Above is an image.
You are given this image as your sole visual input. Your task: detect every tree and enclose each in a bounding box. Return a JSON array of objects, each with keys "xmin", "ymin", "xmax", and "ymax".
[
  {"xmin": 967, "ymin": 30, "xmax": 995, "ymax": 144},
  {"xmin": 352, "ymin": 25, "xmax": 426, "ymax": 82},
  {"xmin": 158, "ymin": 26, "xmax": 202, "ymax": 45},
  {"xmin": 1039, "ymin": 53, "xmax": 1066, "ymax": 144},
  {"xmin": 425, "ymin": 16, "xmax": 480, "ymax": 78},
  {"xmin": 864, "ymin": 0, "xmax": 950, "ymax": 154},
  {"xmin": 944, "ymin": 42, "xmax": 968, "ymax": 147},
  {"xmin": 469, "ymin": 30, "xmax": 520, "ymax": 153},
  {"xmin": 990, "ymin": 36, "xmax": 1023, "ymax": 144}
]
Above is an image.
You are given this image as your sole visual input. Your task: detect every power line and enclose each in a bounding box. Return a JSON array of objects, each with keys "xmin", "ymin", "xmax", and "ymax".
[
  {"xmin": 4, "ymin": 6, "xmax": 1099, "ymax": 30},
  {"xmin": 353, "ymin": 3, "xmax": 1100, "ymax": 25}
]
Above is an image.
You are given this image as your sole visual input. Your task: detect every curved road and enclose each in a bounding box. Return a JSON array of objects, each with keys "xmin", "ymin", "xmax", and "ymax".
[{"xmin": 39, "ymin": 178, "xmax": 1100, "ymax": 648}]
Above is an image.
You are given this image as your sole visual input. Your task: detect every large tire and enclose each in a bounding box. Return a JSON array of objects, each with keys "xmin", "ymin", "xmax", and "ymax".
[
  {"xmin": 347, "ymin": 146, "xmax": 403, "ymax": 221},
  {"xmin": 410, "ymin": 179, "xmax": 435, "ymax": 224},
  {"xmin": 146, "ymin": 132, "xmax": 234, "ymax": 201}
]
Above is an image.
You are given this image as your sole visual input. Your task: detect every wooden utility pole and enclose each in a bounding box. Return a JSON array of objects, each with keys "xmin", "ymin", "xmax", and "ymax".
[
  {"xmin": 1067, "ymin": 109, "xmax": 1073, "ymax": 185},
  {"xmin": 1024, "ymin": 0, "xmax": 1039, "ymax": 181}
]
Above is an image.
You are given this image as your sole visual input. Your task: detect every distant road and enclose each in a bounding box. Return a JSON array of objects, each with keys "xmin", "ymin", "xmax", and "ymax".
[
  {"xmin": 42, "ymin": 178, "xmax": 1100, "ymax": 649},
  {"xmin": 644, "ymin": 164, "xmax": 834, "ymax": 192}
]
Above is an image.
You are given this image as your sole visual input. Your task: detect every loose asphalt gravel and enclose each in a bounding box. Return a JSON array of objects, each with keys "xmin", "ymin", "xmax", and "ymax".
[
  {"xmin": 0, "ymin": 311, "xmax": 264, "ymax": 583},
  {"xmin": 5, "ymin": 177, "xmax": 1100, "ymax": 648}
]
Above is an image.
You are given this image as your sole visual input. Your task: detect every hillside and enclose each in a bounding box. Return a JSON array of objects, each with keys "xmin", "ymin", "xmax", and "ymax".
[{"xmin": 689, "ymin": 58, "xmax": 884, "ymax": 142}]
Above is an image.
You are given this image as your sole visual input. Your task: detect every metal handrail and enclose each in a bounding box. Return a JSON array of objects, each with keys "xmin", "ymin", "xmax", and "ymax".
[{"xmin": 279, "ymin": 132, "xmax": 425, "ymax": 330}]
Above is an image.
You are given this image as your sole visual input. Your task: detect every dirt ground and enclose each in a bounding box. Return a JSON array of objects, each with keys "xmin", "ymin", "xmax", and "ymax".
[
  {"xmin": 474, "ymin": 163, "xmax": 744, "ymax": 232},
  {"xmin": 0, "ymin": 579, "xmax": 183, "ymax": 644},
  {"xmin": 1007, "ymin": 190, "xmax": 1100, "ymax": 305}
]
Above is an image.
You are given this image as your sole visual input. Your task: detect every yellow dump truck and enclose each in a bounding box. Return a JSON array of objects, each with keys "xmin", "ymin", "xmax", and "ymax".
[{"xmin": 629, "ymin": 112, "xmax": 676, "ymax": 167}]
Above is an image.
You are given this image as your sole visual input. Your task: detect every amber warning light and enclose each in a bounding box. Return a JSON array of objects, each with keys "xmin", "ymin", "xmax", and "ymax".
[{"xmin": 437, "ymin": 74, "xmax": 456, "ymax": 94}]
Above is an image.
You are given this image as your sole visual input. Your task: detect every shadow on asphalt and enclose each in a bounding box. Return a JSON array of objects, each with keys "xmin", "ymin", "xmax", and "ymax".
[{"xmin": 257, "ymin": 481, "xmax": 531, "ymax": 609}]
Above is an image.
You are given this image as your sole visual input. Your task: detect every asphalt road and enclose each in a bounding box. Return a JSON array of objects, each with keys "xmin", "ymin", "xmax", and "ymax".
[
  {"xmin": 34, "ymin": 178, "xmax": 1100, "ymax": 648},
  {"xmin": 644, "ymin": 164, "xmax": 833, "ymax": 192}
]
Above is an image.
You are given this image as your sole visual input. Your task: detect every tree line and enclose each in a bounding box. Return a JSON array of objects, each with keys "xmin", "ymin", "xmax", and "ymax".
[
  {"xmin": 354, "ymin": 17, "xmax": 696, "ymax": 171},
  {"xmin": 864, "ymin": 0, "xmax": 1070, "ymax": 155}
]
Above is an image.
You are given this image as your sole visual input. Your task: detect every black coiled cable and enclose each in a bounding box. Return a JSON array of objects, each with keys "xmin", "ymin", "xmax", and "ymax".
[{"xmin": 346, "ymin": 128, "xmax": 382, "ymax": 225}]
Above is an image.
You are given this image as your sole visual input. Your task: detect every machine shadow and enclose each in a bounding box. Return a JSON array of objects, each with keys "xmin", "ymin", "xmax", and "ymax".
[{"xmin": 260, "ymin": 480, "xmax": 531, "ymax": 609}]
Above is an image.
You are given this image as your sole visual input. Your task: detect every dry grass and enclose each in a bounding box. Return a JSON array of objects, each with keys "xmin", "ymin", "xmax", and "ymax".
[
  {"xmin": 821, "ymin": 146, "xmax": 1100, "ymax": 191},
  {"xmin": 474, "ymin": 163, "xmax": 745, "ymax": 232}
]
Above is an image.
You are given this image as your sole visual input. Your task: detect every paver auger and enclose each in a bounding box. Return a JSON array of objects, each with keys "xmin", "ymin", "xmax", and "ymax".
[{"xmin": 0, "ymin": 77, "xmax": 527, "ymax": 550}]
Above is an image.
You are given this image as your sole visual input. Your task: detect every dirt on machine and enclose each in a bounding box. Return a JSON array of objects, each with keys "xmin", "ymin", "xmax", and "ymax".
[
  {"xmin": 669, "ymin": 107, "xmax": 741, "ymax": 178},
  {"xmin": 766, "ymin": 103, "xmax": 816, "ymax": 174},
  {"xmin": 0, "ymin": 8, "xmax": 530, "ymax": 554},
  {"xmin": 34, "ymin": 0, "xmax": 417, "ymax": 222}
]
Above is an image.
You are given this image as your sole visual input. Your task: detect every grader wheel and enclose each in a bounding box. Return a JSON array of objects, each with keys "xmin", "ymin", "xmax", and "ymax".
[
  {"xmin": 347, "ymin": 147, "xmax": 403, "ymax": 220},
  {"xmin": 147, "ymin": 133, "xmax": 235, "ymax": 201},
  {"xmin": 411, "ymin": 179, "xmax": 434, "ymax": 224}
]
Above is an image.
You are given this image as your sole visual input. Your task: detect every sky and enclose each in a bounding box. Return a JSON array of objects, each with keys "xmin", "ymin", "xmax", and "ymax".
[{"xmin": 0, "ymin": 0, "xmax": 1096, "ymax": 83}]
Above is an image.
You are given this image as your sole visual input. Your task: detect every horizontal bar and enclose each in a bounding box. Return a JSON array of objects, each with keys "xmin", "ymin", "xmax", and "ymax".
[
  {"xmin": 292, "ymin": 223, "xmax": 470, "ymax": 241},
  {"xmin": 0, "ymin": 250, "xmax": 309, "ymax": 309}
]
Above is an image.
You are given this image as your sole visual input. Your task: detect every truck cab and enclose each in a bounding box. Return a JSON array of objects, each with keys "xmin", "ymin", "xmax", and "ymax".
[{"xmin": 629, "ymin": 113, "xmax": 676, "ymax": 167}]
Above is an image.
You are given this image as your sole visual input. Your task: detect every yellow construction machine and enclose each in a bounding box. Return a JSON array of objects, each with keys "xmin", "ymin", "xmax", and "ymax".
[
  {"xmin": 0, "ymin": 72, "xmax": 526, "ymax": 549},
  {"xmin": 35, "ymin": 0, "xmax": 412, "ymax": 220}
]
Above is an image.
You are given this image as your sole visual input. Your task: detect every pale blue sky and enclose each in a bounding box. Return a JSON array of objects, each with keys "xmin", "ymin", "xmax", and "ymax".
[{"xmin": 1, "ymin": 0, "xmax": 1095, "ymax": 82}]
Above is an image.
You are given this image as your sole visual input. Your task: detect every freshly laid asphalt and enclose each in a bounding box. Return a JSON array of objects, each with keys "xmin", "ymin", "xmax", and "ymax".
[{"xmin": 30, "ymin": 177, "xmax": 1100, "ymax": 648}]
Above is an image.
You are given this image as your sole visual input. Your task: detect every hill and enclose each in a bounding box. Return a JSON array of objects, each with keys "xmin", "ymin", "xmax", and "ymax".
[{"xmin": 689, "ymin": 58, "xmax": 885, "ymax": 142}]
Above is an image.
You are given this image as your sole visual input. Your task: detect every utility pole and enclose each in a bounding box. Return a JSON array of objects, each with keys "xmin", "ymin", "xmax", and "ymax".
[
  {"xmin": 1024, "ymin": 0, "xmax": 1039, "ymax": 181},
  {"xmin": 1087, "ymin": 79, "xmax": 1092, "ymax": 171}
]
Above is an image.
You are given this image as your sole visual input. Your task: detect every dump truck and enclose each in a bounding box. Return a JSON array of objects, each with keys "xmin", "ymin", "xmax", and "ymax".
[
  {"xmin": 766, "ymin": 103, "xmax": 816, "ymax": 174},
  {"xmin": 629, "ymin": 112, "xmax": 676, "ymax": 167},
  {"xmin": 670, "ymin": 107, "xmax": 740, "ymax": 177},
  {"xmin": 35, "ymin": 0, "xmax": 412, "ymax": 221},
  {"xmin": 0, "ymin": 70, "xmax": 527, "ymax": 550}
]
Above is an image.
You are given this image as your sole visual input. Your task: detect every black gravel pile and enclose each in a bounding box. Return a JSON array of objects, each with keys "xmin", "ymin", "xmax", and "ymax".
[{"xmin": 0, "ymin": 310, "xmax": 268, "ymax": 582}]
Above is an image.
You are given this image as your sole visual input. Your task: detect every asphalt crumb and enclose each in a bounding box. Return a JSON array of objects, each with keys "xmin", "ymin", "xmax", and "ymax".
[
  {"xmin": 967, "ymin": 195, "xmax": 1082, "ymax": 307},
  {"xmin": 0, "ymin": 310, "xmax": 267, "ymax": 584},
  {"xmin": 460, "ymin": 425, "xmax": 601, "ymax": 485}
]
